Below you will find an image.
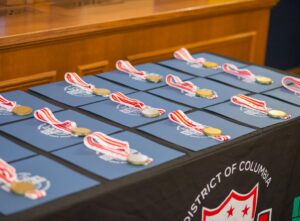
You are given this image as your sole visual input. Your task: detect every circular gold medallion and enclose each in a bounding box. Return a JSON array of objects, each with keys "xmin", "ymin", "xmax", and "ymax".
[
  {"xmin": 12, "ymin": 106, "xmax": 33, "ymax": 116},
  {"xmin": 10, "ymin": 181, "xmax": 36, "ymax": 195},
  {"xmin": 268, "ymin": 109, "xmax": 287, "ymax": 119},
  {"xmin": 127, "ymin": 153, "xmax": 149, "ymax": 166},
  {"xmin": 203, "ymin": 127, "xmax": 223, "ymax": 136},
  {"xmin": 196, "ymin": 89, "xmax": 214, "ymax": 98},
  {"xmin": 145, "ymin": 74, "xmax": 163, "ymax": 83},
  {"xmin": 141, "ymin": 108, "xmax": 161, "ymax": 118},
  {"xmin": 71, "ymin": 127, "xmax": 92, "ymax": 137},
  {"xmin": 92, "ymin": 88, "xmax": 111, "ymax": 97},
  {"xmin": 255, "ymin": 76, "xmax": 273, "ymax": 85},
  {"xmin": 202, "ymin": 61, "xmax": 219, "ymax": 69}
]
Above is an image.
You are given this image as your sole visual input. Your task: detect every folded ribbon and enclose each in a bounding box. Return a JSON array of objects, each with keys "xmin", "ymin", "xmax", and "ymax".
[
  {"xmin": 174, "ymin": 48, "xmax": 206, "ymax": 65},
  {"xmin": 281, "ymin": 76, "xmax": 300, "ymax": 94}
]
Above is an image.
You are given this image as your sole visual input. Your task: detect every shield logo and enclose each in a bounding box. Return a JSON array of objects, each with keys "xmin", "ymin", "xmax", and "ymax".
[{"xmin": 202, "ymin": 184, "xmax": 258, "ymax": 221}]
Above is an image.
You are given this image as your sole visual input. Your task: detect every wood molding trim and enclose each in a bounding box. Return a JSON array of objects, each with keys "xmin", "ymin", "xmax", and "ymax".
[
  {"xmin": 127, "ymin": 32, "xmax": 257, "ymax": 64},
  {"xmin": 0, "ymin": 71, "xmax": 56, "ymax": 92},
  {"xmin": 288, "ymin": 67, "xmax": 300, "ymax": 75},
  {"xmin": 77, "ymin": 60, "xmax": 109, "ymax": 76}
]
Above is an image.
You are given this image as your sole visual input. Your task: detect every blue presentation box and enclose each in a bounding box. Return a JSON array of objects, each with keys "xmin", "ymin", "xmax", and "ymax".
[
  {"xmin": 54, "ymin": 131, "xmax": 185, "ymax": 180},
  {"xmin": 30, "ymin": 75, "xmax": 135, "ymax": 107},
  {"xmin": 98, "ymin": 63, "xmax": 193, "ymax": 91},
  {"xmin": 206, "ymin": 94, "xmax": 300, "ymax": 128},
  {"xmin": 139, "ymin": 110, "xmax": 255, "ymax": 151},
  {"xmin": 0, "ymin": 110, "xmax": 121, "ymax": 152}
]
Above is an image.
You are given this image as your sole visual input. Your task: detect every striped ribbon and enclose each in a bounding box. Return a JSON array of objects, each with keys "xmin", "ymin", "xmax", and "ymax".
[
  {"xmin": 65, "ymin": 72, "xmax": 94, "ymax": 92},
  {"xmin": 168, "ymin": 110, "xmax": 230, "ymax": 141},
  {"xmin": 0, "ymin": 159, "xmax": 46, "ymax": 200},
  {"xmin": 231, "ymin": 94, "xmax": 268, "ymax": 114},
  {"xmin": 116, "ymin": 60, "xmax": 147, "ymax": 79},
  {"xmin": 0, "ymin": 95, "xmax": 16, "ymax": 112},
  {"xmin": 174, "ymin": 48, "xmax": 206, "ymax": 65},
  {"xmin": 282, "ymin": 76, "xmax": 300, "ymax": 94},
  {"xmin": 34, "ymin": 108, "xmax": 76, "ymax": 134},
  {"xmin": 110, "ymin": 92, "xmax": 165, "ymax": 115},
  {"xmin": 84, "ymin": 132, "xmax": 130, "ymax": 161},
  {"xmin": 222, "ymin": 64, "xmax": 256, "ymax": 81},
  {"xmin": 166, "ymin": 74, "xmax": 198, "ymax": 94}
]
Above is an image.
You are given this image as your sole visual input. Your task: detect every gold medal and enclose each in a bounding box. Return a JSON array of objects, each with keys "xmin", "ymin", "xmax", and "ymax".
[
  {"xmin": 267, "ymin": 110, "xmax": 287, "ymax": 119},
  {"xmin": 141, "ymin": 108, "xmax": 161, "ymax": 118},
  {"xmin": 11, "ymin": 106, "xmax": 33, "ymax": 116},
  {"xmin": 10, "ymin": 181, "xmax": 36, "ymax": 195},
  {"xmin": 196, "ymin": 89, "xmax": 214, "ymax": 98},
  {"xmin": 145, "ymin": 74, "xmax": 163, "ymax": 83},
  {"xmin": 255, "ymin": 76, "xmax": 273, "ymax": 85},
  {"xmin": 127, "ymin": 153, "xmax": 149, "ymax": 166},
  {"xmin": 92, "ymin": 88, "xmax": 111, "ymax": 97},
  {"xmin": 71, "ymin": 127, "xmax": 92, "ymax": 137},
  {"xmin": 203, "ymin": 127, "xmax": 223, "ymax": 136},
  {"xmin": 202, "ymin": 61, "xmax": 219, "ymax": 69}
]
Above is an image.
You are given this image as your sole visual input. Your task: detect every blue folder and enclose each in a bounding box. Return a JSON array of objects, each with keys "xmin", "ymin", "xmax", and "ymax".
[
  {"xmin": 0, "ymin": 156, "xmax": 99, "ymax": 215},
  {"xmin": 138, "ymin": 111, "xmax": 255, "ymax": 151},
  {"xmin": 80, "ymin": 92, "xmax": 191, "ymax": 127},
  {"xmin": 98, "ymin": 63, "xmax": 193, "ymax": 91},
  {"xmin": 0, "ymin": 110, "xmax": 121, "ymax": 152},
  {"xmin": 149, "ymin": 77, "xmax": 248, "ymax": 108},
  {"xmin": 264, "ymin": 86, "xmax": 300, "ymax": 106},
  {"xmin": 206, "ymin": 94, "xmax": 300, "ymax": 128},
  {"xmin": 158, "ymin": 52, "xmax": 246, "ymax": 77},
  {"xmin": 0, "ymin": 90, "xmax": 61, "ymax": 125},
  {"xmin": 208, "ymin": 65, "xmax": 285, "ymax": 93},
  {"xmin": 30, "ymin": 75, "xmax": 135, "ymax": 107},
  {"xmin": 0, "ymin": 136, "xmax": 35, "ymax": 162},
  {"xmin": 54, "ymin": 131, "xmax": 185, "ymax": 180}
]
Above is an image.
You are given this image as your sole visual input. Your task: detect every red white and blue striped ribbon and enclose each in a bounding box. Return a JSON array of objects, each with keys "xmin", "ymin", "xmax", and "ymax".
[
  {"xmin": 282, "ymin": 76, "xmax": 300, "ymax": 94},
  {"xmin": 231, "ymin": 94, "xmax": 269, "ymax": 114},
  {"xmin": 116, "ymin": 60, "xmax": 147, "ymax": 79},
  {"xmin": 222, "ymin": 64, "xmax": 256, "ymax": 81},
  {"xmin": 0, "ymin": 95, "xmax": 16, "ymax": 112},
  {"xmin": 84, "ymin": 132, "xmax": 130, "ymax": 161},
  {"xmin": 109, "ymin": 92, "xmax": 165, "ymax": 115},
  {"xmin": 0, "ymin": 159, "xmax": 46, "ymax": 200},
  {"xmin": 34, "ymin": 108, "xmax": 76, "ymax": 134},
  {"xmin": 168, "ymin": 110, "xmax": 230, "ymax": 141},
  {"xmin": 174, "ymin": 48, "xmax": 206, "ymax": 65},
  {"xmin": 65, "ymin": 72, "xmax": 95, "ymax": 92}
]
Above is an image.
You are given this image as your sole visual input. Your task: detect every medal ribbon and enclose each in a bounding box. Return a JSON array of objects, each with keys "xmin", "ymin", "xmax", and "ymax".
[
  {"xmin": 34, "ymin": 108, "xmax": 76, "ymax": 134},
  {"xmin": 230, "ymin": 94, "xmax": 268, "ymax": 114},
  {"xmin": 222, "ymin": 64, "xmax": 256, "ymax": 81},
  {"xmin": 168, "ymin": 110, "xmax": 230, "ymax": 141},
  {"xmin": 0, "ymin": 95, "xmax": 17, "ymax": 112},
  {"xmin": 116, "ymin": 60, "xmax": 147, "ymax": 79},
  {"xmin": 0, "ymin": 159, "xmax": 46, "ymax": 200},
  {"xmin": 110, "ymin": 92, "xmax": 165, "ymax": 115},
  {"xmin": 65, "ymin": 72, "xmax": 94, "ymax": 92},
  {"xmin": 166, "ymin": 74, "xmax": 197, "ymax": 94},
  {"xmin": 282, "ymin": 76, "xmax": 300, "ymax": 94},
  {"xmin": 174, "ymin": 48, "xmax": 206, "ymax": 64},
  {"xmin": 84, "ymin": 132, "xmax": 130, "ymax": 160}
]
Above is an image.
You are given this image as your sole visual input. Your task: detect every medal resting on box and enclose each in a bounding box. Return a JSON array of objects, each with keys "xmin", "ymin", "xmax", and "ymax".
[
  {"xmin": 34, "ymin": 108, "xmax": 92, "ymax": 137},
  {"xmin": 0, "ymin": 159, "xmax": 47, "ymax": 200},
  {"xmin": 174, "ymin": 48, "xmax": 220, "ymax": 69},
  {"xmin": 84, "ymin": 132, "xmax": 152, "ymax": 166},
  {"xmin": 0, "ymin": 95, "xmax": 33, "ymax": 116},
  {"xmin": 65, "ymin": 72, "xmax": 111, "ymax": 97},
  {"xmin": 222, "ymin": 64, "xmax": 273, "ymax": 85},
  {"xmin": 166, "ymin": 74, "xmax": 218, "ymax": 99},
  {"xmin": 109, "ymin": 92, "xmax": 166, "ymax": 118},
  {"xmin": 116, "ymin": 60, "xmax": 163, "ymax": 83},
  {"xmin": 168, "ymin": 110, "xmax": 231, "ymax": 141},
  {"xmin": 231, "ymin": 94, "xmax": 291, "ymax": 119}
]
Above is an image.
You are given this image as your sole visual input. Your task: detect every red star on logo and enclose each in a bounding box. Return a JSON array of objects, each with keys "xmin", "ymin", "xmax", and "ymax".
[
  {"xmin": 227, "ymin": 206, "xmax": 234, "ymax": 218},
  {"xmin": 242, "ymin": 205, "xmax": 250, "ymax": 217}
]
